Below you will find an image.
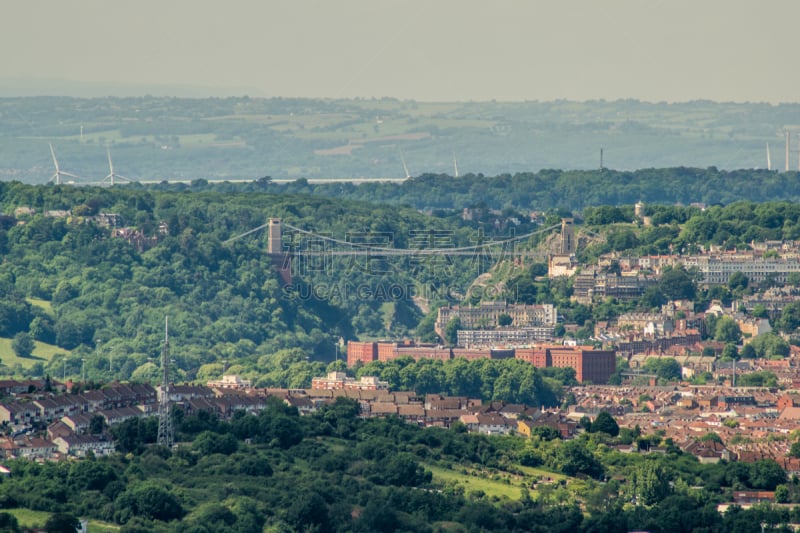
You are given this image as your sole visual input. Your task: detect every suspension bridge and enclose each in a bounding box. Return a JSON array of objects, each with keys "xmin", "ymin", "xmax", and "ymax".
[{"xmin": 224, "ymin": 218, "xmax": 568, "ymax": 260}]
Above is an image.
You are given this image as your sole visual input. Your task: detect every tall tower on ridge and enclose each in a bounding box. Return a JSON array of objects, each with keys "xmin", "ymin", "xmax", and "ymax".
[{"xmin": 157, "ymin": 317, "xmax": 174, "ymax": 448}]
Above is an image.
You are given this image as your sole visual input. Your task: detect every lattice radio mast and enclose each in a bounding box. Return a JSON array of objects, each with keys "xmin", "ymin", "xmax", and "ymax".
[{"xmin": 157, "ymin": 316, "xmax": 174, "ymax": 447}]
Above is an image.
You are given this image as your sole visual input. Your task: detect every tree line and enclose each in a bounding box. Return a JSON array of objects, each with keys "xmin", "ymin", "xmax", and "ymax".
[{"xmin": 196, "ymin": 168, "xmax": 800, "ymax": 212}]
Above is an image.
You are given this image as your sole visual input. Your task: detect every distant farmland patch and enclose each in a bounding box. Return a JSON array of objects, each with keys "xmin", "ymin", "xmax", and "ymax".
[
  {"xmin": 315, "ymin": 144, "xmax": 363, "ymax": 156},
  {"xmin": 315, "ymin": 132, "xmax": 430, "ymax": 156}
]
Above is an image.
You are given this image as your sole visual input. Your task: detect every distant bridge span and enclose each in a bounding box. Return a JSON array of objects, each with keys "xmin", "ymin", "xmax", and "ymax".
[{"xmin": 224, "ymin": 219, "xmax": 561, "ymax": 261}]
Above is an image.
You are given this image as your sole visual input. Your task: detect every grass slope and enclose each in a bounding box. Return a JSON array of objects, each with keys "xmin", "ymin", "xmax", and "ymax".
[
  {"xmin": 0, "ymin": 338, "xmax": 69, "ymax": 371},
  {"xmin": 5, "ymin": 508, "xmax": 120, "ymax": 532},
  {"xmin": 427, "ymin": 464, "xmax": 525, "ymax": 501},
  {"xmin": 26, "ymin": 298, "xmax": 53, "ymax": 316},
  {"xmin": 426, "ymin": 462, "xmax": 583, "ymax": 502},
  {"xmin": 428, "ymin": 464, "xmax": 522, "ymax": 500}
]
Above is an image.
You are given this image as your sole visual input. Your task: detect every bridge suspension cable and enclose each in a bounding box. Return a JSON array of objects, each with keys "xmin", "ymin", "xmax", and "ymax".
[
  {"xmin": 223, "ymin": 222, "xmax": 271, "ymax": 244},
  {"xmin": 281, "ymin": 221, "xmax": 560, "ymax": 255},
  {"xmin": 225, "ymin": 220, "xmax": 561, "ymax": 256}
]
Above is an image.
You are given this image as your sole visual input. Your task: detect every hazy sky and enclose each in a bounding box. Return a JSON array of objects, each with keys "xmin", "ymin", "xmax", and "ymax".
[{"xmin": 4, "ymin": 0, "xmax": 800, "ymax": 102}]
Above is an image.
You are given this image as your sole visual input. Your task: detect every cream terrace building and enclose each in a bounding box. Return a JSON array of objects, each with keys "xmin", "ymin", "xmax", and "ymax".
[
  {"xmin": 680, "ymin": 253, "xmax": 800, "ymax": 286},
  {"xmin": 207, "ymin": 375, "xmax": 252, "ymax": 390},
  {"xmin": 435, "ymin": 301, "xmax": 557, "ymax": 340},
  {"xmin": 456, "ymin": 327, "xmax": 555, "ymax": 348},
  {"xmin": 617, "ymin": 313, "xmax": 675, "ymax": 336},
  {"xmin": 311, "ymin": 372, "xmax": 389, "ymax": 391}
]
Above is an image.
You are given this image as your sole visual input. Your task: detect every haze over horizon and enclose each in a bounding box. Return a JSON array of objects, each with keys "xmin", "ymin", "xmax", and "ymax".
[{"xmin": 5, "ymin": 0, "xmax": 800, "ymax": 104}]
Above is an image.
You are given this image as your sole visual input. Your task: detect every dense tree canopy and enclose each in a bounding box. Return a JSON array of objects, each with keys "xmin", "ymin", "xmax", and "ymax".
[
  {"xmin": 714, "ymin": 316, "xmax": 742, "ymax": 344},
  {"xmin": 356, "ymin": 357, "xmax": 565, "ymax": 406},
  {"xmin": 658, "ymin": 266, "xmax": 697, "ymax": 301},
  {"xmin": 589, "ymin": 411, "xmax": 620, "ymax": 437},
  {"xmin": 0, "ymin": 183, "xmax": 510, "ymax": 383}
]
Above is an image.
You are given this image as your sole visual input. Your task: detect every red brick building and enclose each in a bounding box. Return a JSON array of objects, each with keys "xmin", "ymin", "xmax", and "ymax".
[
  {"xmin": 450, "ymin": 348, "xmax": 490, "ymax": 361},
  {"xmin": 347, "ymin": 341, "xmax": 378, "ymax": 366},
  {"xmin": 516, "ymin": 345, "xmax": 616, "ymax": 384},
  {"xmin": 379, "ymin": 342, "xmax": 450, "ymax": 362},
  {"xmin": 377, "ymin": 342, "xmax": 399, "ymax": 362},
  {"xmin": 777, "ymin": 393, "xmax": 800, "ymax": 412},
  {"xmin": 401, "ymin": 347, "xmax": 451, "ymax": 361},
  {"xmin": 515, "ymin": 347, "xmax": 549, "ymax": 367},
  {"xmin": 348, "ymin": 340, "xmax": 617, "ymax": 384}
]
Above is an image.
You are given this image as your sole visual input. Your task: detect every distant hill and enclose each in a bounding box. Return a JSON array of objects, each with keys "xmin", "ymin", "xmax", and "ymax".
[{"xmin": 2, "ymin": 96, "xmax": 799, "ymax": 183}]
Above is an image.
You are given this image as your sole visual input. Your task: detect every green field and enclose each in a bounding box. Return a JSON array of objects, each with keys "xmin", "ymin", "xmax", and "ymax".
[
  {"xmin": 4, "ymin": 508, "xmax": 49, "ymax": 528},
  {"xmin": 4, "ymin": 508, "xmax": 120, "ymax": 532},
  {"xmin": 516, "ymin": 464, "xmax": 568, "ymax": 482},
  {"xmin": 0, "ymin": 337, "xmax": 69, "ymax": 371},
  {"xmin": 4, "ymin": 299, "xmax": 67, "ymax": 372},
  {"xmin": 26, "ymin": 298, "xmax": 53, "ymax": 316},
  {"xmin": 427, "ymin": 464, "xmax": 523, "ymax": 500},
  {"xmin": 426, "ymin": 461, "xmax": 585, "ymax": 503}
]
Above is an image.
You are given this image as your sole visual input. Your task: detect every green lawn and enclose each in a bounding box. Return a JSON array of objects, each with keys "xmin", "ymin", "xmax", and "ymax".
[
  {"xmin": 3, "ymin": 508, "xmax": 49, "ymax": 529},
  {"xmin": 516, "ymin": 464, "xmax": 568, "ymax": 482},
  {"xmin": 4, "ymin": 508, "xmax": 120, "ymax": 532},
  {"xmin": 87, "ymin": 521, "xmax": 121, "ymax": 533},
  {"xmin": 517, "ymin": 464, "xmax": 591, "ymax": 495},
  {"xmin": 0, "ymin": 337, "xmax": 69, "ymax": 370},
  {"xmin": 426, "ymin": 462, "xmax": 585, "ymax": 503},
  {"xmin": 426, "ymin": 463, "xmax": 527, "ymax": 501},
  {"xmin": 26, "ymin": 298, "xmax": 53, "ymax": 316}
]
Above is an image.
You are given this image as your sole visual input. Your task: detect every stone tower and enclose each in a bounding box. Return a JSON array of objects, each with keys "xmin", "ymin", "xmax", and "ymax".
[
  {"xmin": 560, "ymin": 218, "xmax": 575, "ymax": 255},
  {"xmin": 268, "ymin": 218, "xmax": 282, "ymax": 254},
  {"xmin": 267, "ymin": 218, "xmax": 291, "ymax": 284}
]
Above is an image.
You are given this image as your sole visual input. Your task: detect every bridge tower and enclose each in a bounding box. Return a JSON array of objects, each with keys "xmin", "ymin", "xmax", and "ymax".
[
  {"xmin": 268, "ymin": 218, "xmax": 282, "ymax": 254},
  {"xmin": 267, "ymin": 218, "xmax": 292, "ymax": 284},
  {"xmin": 559, "ymin": 218, "xmax": 575, "ymax": 255}
]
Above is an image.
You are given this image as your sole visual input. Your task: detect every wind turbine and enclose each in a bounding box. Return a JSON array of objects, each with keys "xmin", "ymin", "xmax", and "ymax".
[
  {"xmin": 102, "ymin": 145, "xmax": 132, "ymax": 185},
  {"xmin": 767, "ymin": 142, "xmax": 772, "ymax": 171},
  {"xmin": 453, "ymin": 152, "xmax": 460, "ymax": 177},
  {"xmin": 400, "ymin": 152, "xmax": 411, "ymax": 179},
  {"xmin": 49, "ymin": 144, "xmax": 80, "ymax": 185}
]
